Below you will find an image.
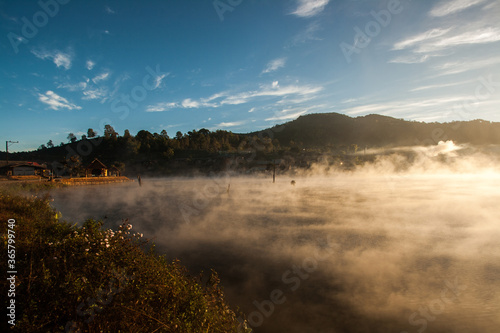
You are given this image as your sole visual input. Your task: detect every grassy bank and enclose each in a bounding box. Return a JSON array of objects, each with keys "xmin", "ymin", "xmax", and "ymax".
[{"xmin": 0, "ymin": 187, "xmax": 249, "ymax": 332}]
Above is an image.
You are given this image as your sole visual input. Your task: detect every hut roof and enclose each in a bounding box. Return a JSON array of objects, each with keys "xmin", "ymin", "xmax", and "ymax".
[{"xmin": 86, "ymin": 158, "xmax": 107, "ymax": 170}]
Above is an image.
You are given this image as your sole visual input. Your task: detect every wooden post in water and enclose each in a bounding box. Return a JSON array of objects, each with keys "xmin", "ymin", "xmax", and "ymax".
[{"xmin": 273, "ymin": 160, "xmax": 276, "ymax": 183}]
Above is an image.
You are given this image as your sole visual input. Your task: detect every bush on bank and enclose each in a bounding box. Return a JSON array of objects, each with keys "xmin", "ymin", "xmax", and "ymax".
[{"xmin": 0, "ymin": 190, "xmax": 250, "ymax": 332}]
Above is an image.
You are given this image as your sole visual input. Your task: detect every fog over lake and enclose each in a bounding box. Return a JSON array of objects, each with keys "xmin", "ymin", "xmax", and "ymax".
[{"xmin": 51, "ymin": 145, "xmax": 500, "ymax": 332}]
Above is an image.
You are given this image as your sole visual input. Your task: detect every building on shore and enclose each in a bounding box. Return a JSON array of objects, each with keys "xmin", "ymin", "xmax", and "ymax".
[
  {"xmin": 85, "ymin": 158, "xmax": 108, "ymax": 177},
  {"xmin": 0, "ymin": 162, "xmax": 47, "ymax": 176}
]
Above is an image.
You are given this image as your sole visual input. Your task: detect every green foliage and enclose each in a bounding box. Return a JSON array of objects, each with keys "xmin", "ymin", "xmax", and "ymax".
[{"xmin": 0, "ymin": 192, "xmax": 247, "ymax": 333}]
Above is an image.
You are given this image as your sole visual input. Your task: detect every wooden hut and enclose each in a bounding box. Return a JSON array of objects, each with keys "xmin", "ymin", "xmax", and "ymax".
[{"xmin": 86, "ymin": 158, "xmax": 108, "ymax": 177}]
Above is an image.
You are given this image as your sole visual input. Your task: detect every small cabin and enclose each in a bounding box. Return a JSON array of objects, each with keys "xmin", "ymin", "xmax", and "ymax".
[
  {"xmin": 108, "ymin": 166, "xmax": 120, "ymax": 177},
  {"xmin": 85, "ymin": 158, "xmax": 108, "ymax": 177}
]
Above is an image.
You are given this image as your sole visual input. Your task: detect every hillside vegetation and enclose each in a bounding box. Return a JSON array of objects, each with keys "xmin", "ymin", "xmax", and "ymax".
[
  {"xmin": 3, "ymin": 113, "xmax": 500, "ymax": 176},
  {"xmin": 0, "ymin": 185, "xmax": 248, "ymax": 332}
]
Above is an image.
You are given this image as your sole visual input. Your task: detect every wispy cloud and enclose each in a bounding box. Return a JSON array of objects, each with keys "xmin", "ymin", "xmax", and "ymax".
[
  {"xmin": 340, "ymin": 96, "xmax": 469, "ymax": 120},
  {"xmin": 82, "ymin": 87, "xmax": 109, "ymax": 101},
  {"xmin": 429, "ymin": 0, "xmax": 488, "ymax": 17},
  {"xmin": 216, "ymin": 121, "xmax": 246, "ymax": 128},
  {"xmin": 409, "ymin": 79, "xmax": 475, "ymax": 92},
  {"xmin": 262, "ymin": 57, "xmax": 286, "ymax": 74},
  {"xmin": 38, "ymin": 91, "xmax": 81, "ymax": 110},
  {"xmin": 105, "ymin": 6, "xmax": 115, "ymax": 14},
  {"xmin": 92, "ymin": 72, "xmax": 110, "ymax": 84},
  {"xmin": 265, "ymin": 110, "xmax": 308, "ymax": 121},
  {"xmin": 287, "ymin": 21, "xmax": 323, "ymax": 47},
  {"xmin": 57, "ymin": 81, "xmax": 87, "ymax": 92},
  {"xmin": 145, "ymin": 102, "xmax": 178, "ymax": 112},
  {"xmin": 290, "ymin": 0, "xmax": 330, "ymax": 18},
  {"xmin": 389, "ymin": 55, "xmax": 431, "ymax": 64},
  {"xmin": 86, "ymin": 60, "xmax": 95, "ymax": 70},
  {"xmin": 390, "ymin": 25, "xmax": 500, "ymax": 64},
  {"xmin": 153, "ymin": 72, "xmax": 168, "ymax": 89},
  {"xmin": 146, "ymin": 82, "xmax": 323, "ymax": 112},
  {"xmin": 32, "ymin": 49, "xmax": 72, "ymax": 70},
  {"xmin": 432, "ymin": 56, "xmax": 500, "ymax": 75},
  {"xmin": 265, "ymin": 105, "xmax": 324, "ymax": 122},
  {"xmin": 181, "ymin": 98, "xmax": 210, "ymax": 108}
]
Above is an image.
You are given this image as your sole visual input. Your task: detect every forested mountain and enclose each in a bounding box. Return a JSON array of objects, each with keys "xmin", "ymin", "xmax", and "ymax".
[
  {"xmin": 257, "ymin": 113, "xmax": 500, "ymax": 147},
  {"xmin": 2, "ymin": 113, "xmax": 500, "ymax": 176}
]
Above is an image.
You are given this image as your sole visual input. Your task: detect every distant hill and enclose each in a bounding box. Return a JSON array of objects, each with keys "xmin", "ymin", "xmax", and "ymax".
[
  {"xmin": 2, "ymin": 112, "xmax": 500, "ymax": 176},
  {"xmin": 251, "ymin": 113, "xmax": 500, "ymax": 147}
]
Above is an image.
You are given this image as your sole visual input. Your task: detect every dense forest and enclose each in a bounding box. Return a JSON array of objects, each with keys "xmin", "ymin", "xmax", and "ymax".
[{"xmin": 3, "ymin": 113, "xmax": 500, "ymax": 176}]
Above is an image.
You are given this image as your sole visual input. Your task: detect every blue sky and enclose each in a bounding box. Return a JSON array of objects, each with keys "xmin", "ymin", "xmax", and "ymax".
[{"xmin": 1, "ymin": 0, "xmax": 499, "ymax": 151}]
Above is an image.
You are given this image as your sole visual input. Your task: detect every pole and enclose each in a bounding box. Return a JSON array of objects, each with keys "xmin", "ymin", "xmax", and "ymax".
[
  {"xmin": 6, "ymin": 141, "xmax": 19, "ymax": 165},
  {"xmin": 273, "ymin": 160, "xmax": 276, "ymax": 183}
]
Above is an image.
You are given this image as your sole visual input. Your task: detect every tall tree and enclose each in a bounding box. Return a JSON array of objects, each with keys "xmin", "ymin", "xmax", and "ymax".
[
  {"xmin": 87, "ymin": 128, "xmax": 96, "ymax": 138},
  {"xmin": 104, "ymin": 124, "xmax": 118, "ymax": 139},
  {"xmin": 47, "ymin": 140, "xmax": 54, "ymax": 148},
  {"xmin": 67, "ymin": 133, "xmax": 77, "ymax": 143}
]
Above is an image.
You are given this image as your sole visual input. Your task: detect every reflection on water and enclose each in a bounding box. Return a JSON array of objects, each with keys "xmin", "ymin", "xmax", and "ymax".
[{"xmin": 51, "ymin": 173, "xmax": 500, "ymax": 332}]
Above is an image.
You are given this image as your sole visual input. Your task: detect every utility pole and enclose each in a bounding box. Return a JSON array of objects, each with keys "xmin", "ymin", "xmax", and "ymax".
[{"xmin": 6, "ymin": 141, "xmax": 19, "ymax": 165}]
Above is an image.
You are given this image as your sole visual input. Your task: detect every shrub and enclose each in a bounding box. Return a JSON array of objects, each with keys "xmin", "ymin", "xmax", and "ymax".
[{"xmin": 0, "ymin": 192, "xmax": 250, "ymax": 332}]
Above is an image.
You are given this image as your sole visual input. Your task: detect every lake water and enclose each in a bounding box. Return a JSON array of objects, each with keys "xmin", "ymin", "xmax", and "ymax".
[{"xmin": 51, "ymin": 172, "xmax": 500, "ymax": 332}]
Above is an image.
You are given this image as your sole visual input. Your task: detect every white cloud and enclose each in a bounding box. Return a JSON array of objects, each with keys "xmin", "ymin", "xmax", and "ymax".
[
  {"xmin": 262, "ymin": 58, "xmax": 286, "ymax": 74},
  {"xmin": 105, "ymin": 6, "xmax": 115, "ymax": 14},
  {"xmin": 288, "ymin": 21, "xmax": 322, "ymax": 47},
  {"xmin": 429, "ymin": 0, "xmax": 487, "ymax": 17},
  {"xmin": 432, "ymin": 56, "xmax": 500, "ymax": 75},
  {"xmin": 340, "ymin": 96, "xmax": 469, "ymax": 119},
  {"xmin": 82, "ymin": 87, "xmax": 109, "ymax": 101},
  {"xmin": 153, "ymin": 73, "xmax": 168, "ymax": 89},
  {"xmin": 409, "ymin": 79, "xmax": 474, "ymax": 92},
  {"xmin": 38, "ymin": 91, "xmax": 81, "ymax": 110},
  {"xmin": 216, "ymin": 121, "xmax": 245, "ymax": 128},
  {"xmin": 92, "ymin": 72, "xmax": 110, "ymax": 84},
  {"xmin": 391, "ymin": 25, "xmax": 500, "ymax": 64},
  {"xmin": 86, "ymin": 60, "xmax": 95, "ymax": 70},
  {"xmin": 389, "ymin": 55, "xmax": 430, "ymax": 64},
  {"xmin": 145, "ymin": 102, "xmax": 178, "ymax": 112},
  {"xmin": 58, "ymin": 81, "xmax": 88, "ymax": 92},
  {"xmin": 290, "ymin": 0, "xmax": 330, "ymax": 17},
  {"xmin": 32, "ymin": 49, "xmax": 72, "ymax": 70},
  {"xmin": 146, "ymin": 82, "xmax": 323, "ymax": 112},
  {"xmin": 181, "ymin": 98, "xmax": 200, "ymax": 108},
  {"xmin": 392, "ymin": 28, "xmax": 452, "ymax": 51}
]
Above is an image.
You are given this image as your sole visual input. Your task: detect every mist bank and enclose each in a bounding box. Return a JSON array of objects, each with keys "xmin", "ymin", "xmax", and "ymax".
[{"xmin": 50, "ymin": 144, "xmax": 500, "ymax": 332}]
